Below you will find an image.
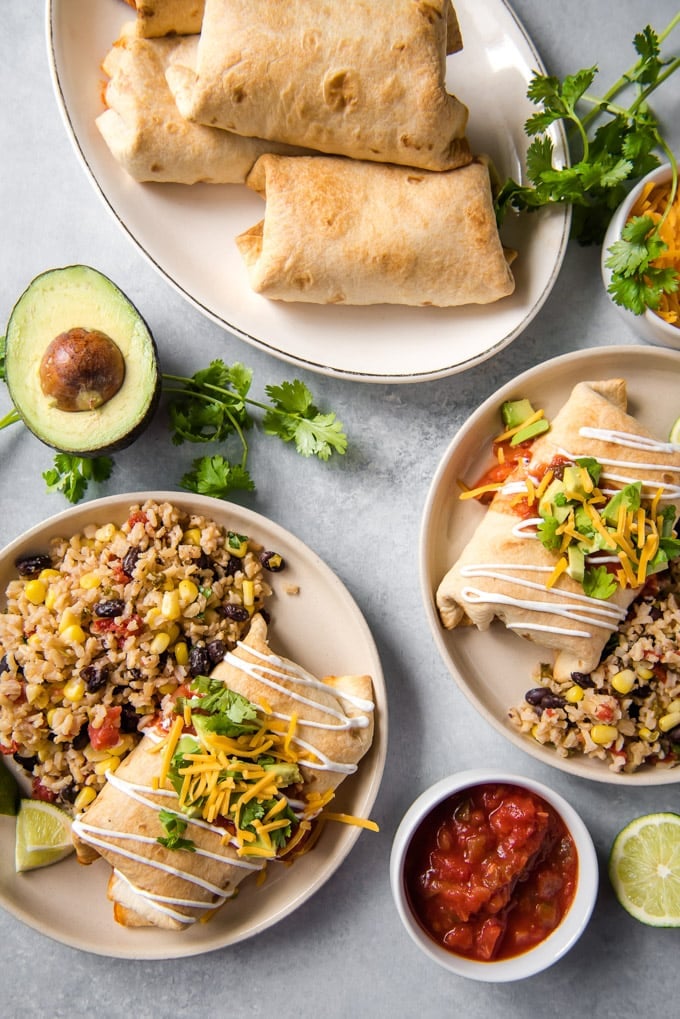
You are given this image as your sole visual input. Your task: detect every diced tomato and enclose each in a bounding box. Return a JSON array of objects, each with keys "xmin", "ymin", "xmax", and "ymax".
[
  {"xmin": 31, "ymin": 777, "xmax": 58, "ymax": 803},
  {"xmin": 1, "ymin": 740, "xmax": 19, "ymax": 755},
  {"xmin": 88, "ymin": 706, "xmax": 122, "ymax": 750},
  {"xmin": 91, "ymin": 614, "xmax": 144, "ymax": 638},
  {"xmin": 596, "ymin": 703, "xmax": 615, "ymax": 722},
  {"xmin": 127, "ymin": 511, "xmax": 148, "ymax": 528}
]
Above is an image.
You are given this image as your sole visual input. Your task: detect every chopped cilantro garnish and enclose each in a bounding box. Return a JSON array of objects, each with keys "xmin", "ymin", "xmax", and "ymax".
[{"xmin": 156, "ymin": 809, "xmax": 196, "ymax": 852}]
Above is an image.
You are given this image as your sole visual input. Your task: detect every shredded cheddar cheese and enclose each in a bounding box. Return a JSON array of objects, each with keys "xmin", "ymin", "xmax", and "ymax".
[{"xmin": 630, "ymin": 179, "xmax": 680, "ymax": 327}]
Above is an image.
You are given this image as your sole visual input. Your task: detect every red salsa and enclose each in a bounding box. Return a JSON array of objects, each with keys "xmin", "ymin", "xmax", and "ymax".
[{"xmin": 403, "ymin": 783, "xmax": 578, "ymax": 962}]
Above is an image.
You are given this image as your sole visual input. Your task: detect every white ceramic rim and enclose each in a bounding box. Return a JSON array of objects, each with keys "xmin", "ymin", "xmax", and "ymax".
[{"xmin": 389, "ymin": 769, "xmax": 598, "ymax": 982}]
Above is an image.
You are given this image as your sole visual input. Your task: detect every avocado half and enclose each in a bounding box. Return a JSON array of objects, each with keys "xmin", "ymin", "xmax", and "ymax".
[{"xmin": 4, "ymin": 265, "xmax": 161, "ymax": 456}]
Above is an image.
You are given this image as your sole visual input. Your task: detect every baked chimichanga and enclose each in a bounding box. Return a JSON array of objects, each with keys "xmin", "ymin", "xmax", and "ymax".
[
  {"xmin": 96, "ymin": 33, "xmax": 308, "ymax": 184},
  {"xmin": 72, "ymin": 614, "xmax": 375, "ymax": 930},
  {"xmin": 165, "ymin": 0, "xmax": 471, "ymax": 171},
  {"xmin": 436, "ymin": 380, "xmax": 680, "ymax": 679},
  {"xmin": 235, "ymin": 155, "xmax": 515, "ymax": 307}
]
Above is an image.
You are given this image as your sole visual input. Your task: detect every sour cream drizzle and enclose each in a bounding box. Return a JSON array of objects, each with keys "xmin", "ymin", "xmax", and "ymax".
[{"xmin": 463, "ymin": 426, "xmax": 680, "ymax": 640}]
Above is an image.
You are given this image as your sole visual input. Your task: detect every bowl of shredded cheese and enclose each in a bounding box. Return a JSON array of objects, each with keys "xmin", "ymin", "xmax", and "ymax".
[{"xmin": 601, "ymin": 162, "xmax": 680, "ymax": 349}]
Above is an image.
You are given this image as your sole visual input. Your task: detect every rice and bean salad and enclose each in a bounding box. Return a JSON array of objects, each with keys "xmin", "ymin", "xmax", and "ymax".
[
  {"xmin": 0, "ymin": 499, "xmax": 284, "ymax": 813},
  {"xmin": 509, "ymin": 558, "xmax": 680, "ymax": 774}
]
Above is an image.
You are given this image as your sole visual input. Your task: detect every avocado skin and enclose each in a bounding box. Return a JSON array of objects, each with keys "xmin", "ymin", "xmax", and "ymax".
[{"xmin": 5, "ymin": 265, "xmax": 161, "ymax": 457}]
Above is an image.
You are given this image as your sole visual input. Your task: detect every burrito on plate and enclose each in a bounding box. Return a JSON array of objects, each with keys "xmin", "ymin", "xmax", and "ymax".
[
  {"xmin": 165, "ymin": 0, "xmax": 471, "ymax": 171},
  {"xmin": 72, "ymin": 614, "xmax": 375, "ymax": 930},
  {"xmin": 235, "ymin": 155, "xmax": 515, "ymax": 307},
  {"xmin": 97, "ymin": 33, "xmax": 308, "ymax": 184},
  {"xmin": 436, "ymin": 379, "xmax": 680, "ymax": 679}
]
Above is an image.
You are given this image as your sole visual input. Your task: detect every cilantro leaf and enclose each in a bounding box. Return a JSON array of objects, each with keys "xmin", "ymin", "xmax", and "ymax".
[
  {"xmin": 43, "ymin": 454, "xmax": 113, "ymax": 504},
  {"xmin": 180, "ymin": 454, "xmax": 255, "ymax": 498},
  {"xmin": 537, "ymin": 516, "xmax": 561, "ymax": 551},
  {"xmin": 262, "ymin": 381, "xmax": 348, "ymax": 459},
  {"xmin": 575, "ymin": 457, "xmax": 603, "ymax": 485},
  {"xmin": 583, "ymin": 565, "xmax": 618, "ymax": 600},
  {"xmin": 156, "ymin": 809, "xmax": 196, "ymax": 852}
]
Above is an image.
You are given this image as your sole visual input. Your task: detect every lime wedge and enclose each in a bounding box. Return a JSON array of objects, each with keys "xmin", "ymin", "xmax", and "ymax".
[
  {"xmin": 609, "ymin": 812, "xmax": 680, "ymax": 926},
  {"xmin": 0, "ymin": 757, "xmax": 19, "ymax": 816},
  {"xmin": 15, "ymin": 799, "xmax": 74, "ymax": 873},
  {"xmin": 670, "ymin": 417, "xmax": 680, "ymax": 445}
]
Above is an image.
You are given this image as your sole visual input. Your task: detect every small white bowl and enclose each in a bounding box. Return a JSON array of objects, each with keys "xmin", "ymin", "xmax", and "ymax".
[
  {"xmin": 390, "ymin": 770, "xmax": 598, "ymax": 982},
  {"xmin": 601, "ymin": 162, "xmax": 680, "ymax": 349}
]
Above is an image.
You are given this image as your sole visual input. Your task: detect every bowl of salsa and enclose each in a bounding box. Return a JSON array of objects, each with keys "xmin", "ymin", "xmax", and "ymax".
[{"xmin": 390, "ymin": 770, "xmax": 598, "ymax": 981}]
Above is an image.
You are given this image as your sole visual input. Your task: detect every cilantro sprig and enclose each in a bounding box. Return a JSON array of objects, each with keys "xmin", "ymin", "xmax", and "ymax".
[
  {"xmin": 156, "ymin": 809, "xmax": 196, "ymax": 852},
  {"xmin": 495, "ymin": 16, "xmax": 680, "ymax": 314},
  {"xmin": 0, "ymin": 351, "xmax": 347, "ymax": 504}
]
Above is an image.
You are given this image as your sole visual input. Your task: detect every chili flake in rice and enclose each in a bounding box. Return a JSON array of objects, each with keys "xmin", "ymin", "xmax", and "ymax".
[
  {"xmin": 0, "ymin": 499, "xmax": 283, "ymax": 812},
  {"xmin": 509, "ymin": 559, "xmax": 680, "ymax": 774}
]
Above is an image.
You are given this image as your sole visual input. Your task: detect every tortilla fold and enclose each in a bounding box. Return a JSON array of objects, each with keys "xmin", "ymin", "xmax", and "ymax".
[
  {"xmin": 436, "ymin": 379, "xmax": 680, "ymax": 679},
  {"xmin": 123, "ymin": 0, "xmax": 205, "ymax": 38}
]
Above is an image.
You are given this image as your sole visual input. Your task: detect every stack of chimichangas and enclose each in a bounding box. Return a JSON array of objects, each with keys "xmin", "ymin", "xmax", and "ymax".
[{"xmin": 98, "ymin": 0, "xmax": 515, "ymax": 307}]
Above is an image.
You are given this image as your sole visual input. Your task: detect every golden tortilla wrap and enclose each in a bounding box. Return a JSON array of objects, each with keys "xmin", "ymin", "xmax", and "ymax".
[
  {"xmin": 235, "ymin": 155, "xmax": 515, "ymax": 307},
  {"xmin": 72, "ymin": 615, "xmax": 375, "ymax": 930},
  {"xmin": 436, "ymin": 380, "xmax": 680, "ymax": 678},
  {"xmin": 97, "ymin": 33, "xmax": 307, "ymax": 184},
  {"xmin": 123, "ymin": 0, "xmax": 205, "ymax": 38},
  {"xmin": 165, "ymin": 0, "xmax": 471, "ymax": 171}
]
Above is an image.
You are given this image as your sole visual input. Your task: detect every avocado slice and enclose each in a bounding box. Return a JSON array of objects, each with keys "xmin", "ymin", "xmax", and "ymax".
[
  {"xmin": 4, "ymin": 265, "xmax": 160, "ymax": 455},
  {"xmin": 510, "ymin": 417, "xmax": 550, "ymax": 446},
  {"xmin": 501, "ymin": 398, "xmax": 535, "ymax": 429}
]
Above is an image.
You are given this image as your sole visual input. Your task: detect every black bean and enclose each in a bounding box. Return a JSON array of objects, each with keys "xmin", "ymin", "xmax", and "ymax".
[
  {"xmin": 71, "ymin": 725, "xmax": 90, "ymax": 751},
  {"xmin": 121, "ymin": 547, "xmax": 140, "ymax": 577},
  {"xmin": 649, "ymin": 606, "xmax": 663, "ymax": 621},
  {"xmin": 260, "ymin": 550, "xmax": 285, "ymax": 572},
  {"xmin": 189, "ymin": 645, "xmax": 212, "ymax": 677},
  {"xmin": 628, "ymin": 703, "xmax": 641, "ymax": 720},
  {"xmin": 196, "ymin": 552, "xmax": 215, "ymax": 573},
  {"xmin": 633, "ymin": 684, "xmax": 652, "ymax": 699},
  {"xmin": 59, "ymin": 783, "xmax": 77, "ymax": 804},
  {"xmin": 207, "ymin": 639, "xmax": 226, "ymax": 665},
  {"xmin": 219, "ymin": 603, "xmax": 249, "ymax": 622},
  {"xmin": 93, "ymin": 598, "xmax": 125, "ymax": 618},
  {"xmin": 542, "ymin": 693, "xmax": 567, "ymax": 710},
  {"xmin": 525, "ymin": 687, "xmax": 550, "ymax": 706},
  {"xmin": 570, "ymin": 671, "xmax": 595, "ymax": 689},
  {"xmin": 223, "ymin": 557, "xmax": 241, "ymax": 578},
  {"xmin": 0, "ymin": 655, "xmax": 8, "ymax": 675},
  {"xmin": 665, "ymin": 725, "xmax": 680, "ymax": 743},
  {"xmin": 80, "ymin": 662, "xmax": 111, "ymax": 693},
  {"xmin": 119, "ymin": 703, "xmax": 140, "ymax": 734},
  {"xmin": 13, "ymin": 753, "xmax": 38, "ymax": 773},
  {"xmin": 15, "ymin": 553, "xmax": 52, "ymax": 577}
]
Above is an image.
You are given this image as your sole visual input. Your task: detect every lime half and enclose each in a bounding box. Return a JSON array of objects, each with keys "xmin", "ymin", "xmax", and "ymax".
[
  {"xmin": 609, "ymin": 812, "xmax": 680, "ymax": 927},
  {"xmin": 669, "ymin": 417, "xmax": 680, "ymax": 445},
  {"xmin": 15, "ymin": 799, "xmax": 74, "ymax": 873}
]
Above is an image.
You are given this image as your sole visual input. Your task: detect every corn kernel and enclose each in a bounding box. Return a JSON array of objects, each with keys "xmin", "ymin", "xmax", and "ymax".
[
  {"xmin": 45, "ymin": 587, "xmax": 58, "ymax": 611},
  {"xmin": 74, "ymin": 786, "xmax": 97, "ymax": 811},
  {"xmin": 27, "ymin": 633, "xmax": 43, "ymax": 650},
  {"xmin": 565, "ymin": 685, "xmax": 585, "ymax": 703},
  {"xmin": 611, "ymin": 669, "xmax": 636, "ymax": 695},
  {"xmin": 63, "ymin": 678, "xmax": 86, "ymax": 702},
  {"xmin": 94, "ymin": 756, "xmax": 119, "ymax": 776},
  {"xmin": 84, "ymin": 744, "xmax": 114, "ymax": 762},
  {"xmin": 174, "ymin": 641, "xmax": 189, "ymax": 666},
  {"xmin": 61, "ymin": 624, "xmax": 86, "ymax": 645},
  {"xmin": 227, "ymin": 532, "xmax": 249, "ymax": 557},
  {"xmin": 590, "ymin": 724, "xmax": 618, "ymax": 746},
  {"xmin": 37, "ymin": 743, "xmax": 54, "ymax": 763},
  {"xmin": 638, "ymin": 726, "xmax": 659, "ymax": 742},
  {"xmin": 24, "ymin": 579, "xmax": 47, "ymax": 605},
  {"xmin": 26, "ymin": 684, "xmax": 48, "ymax": 707},
  {"xmin": 659, "ymin": 711, "xmax": 680, "ymax": 733},
  {"xmin": 94, "ymin": 523, "xmax": 116, "ymax": 543},
  {"xmin": 149, "ymin": 632, "xmax": 171, "ymax": 655},
  {"xmin": 107, "ymin": 736, "xmax": 133, "ymax": 757},
  {"xmin": 145, "ymin": 607, "xmax": 164, "ymax": 629},
  {"xmin": 178, "ymin": 579, "xmax": 199, "ymax": 606},
  {"xmin": 166, "ymin": 623, "xmax": 180, "ymax": 644},
  {"xmin": 667, "ymin": 699, "xmax": 680, "ymax": 714},
  {"xmin": 58, "ymin": 608, "xmax": 80, "ymax": 634},
  {"xmin": 39, "ymin": 569, "xmax": 60, "ymax": 581},
  {"xmin": 79, "ymin": 572, "xmax": 101, "ymax": 590},
  {"xmin": 159, "ymin": 682, "xmax": 177, "ymax": 695},
  {"xmin": 635, "ymin": 664, "xmax": 655, "ymax": 680},
  {"xmin": 183, "ymin": 528, "xmax": 202, "ymax": 546},
  {"xmin": 242, "ymin": 579, "xmax": 255, "ymax": 612},
  {"xmin": 163, "ymin": 575, "xmax": 174, "ymax": 591},
  {"xmin": 46, "ymin": 708, "xmax": 58, "ymax": 728},
  {"xmin": 161, "ymin": 589, "xmax": 181, "ymax": 621}
]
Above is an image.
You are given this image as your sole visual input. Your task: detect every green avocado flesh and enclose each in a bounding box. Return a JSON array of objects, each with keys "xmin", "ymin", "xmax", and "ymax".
[{"xmin": 5, "ymin": 265, "xmax": 161, "ymax": 455}]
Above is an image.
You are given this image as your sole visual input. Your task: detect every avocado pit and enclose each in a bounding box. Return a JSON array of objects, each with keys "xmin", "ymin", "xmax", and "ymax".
[{"xmin": 39, "ymin": 327, "xmax": 126, "ymax": 412}]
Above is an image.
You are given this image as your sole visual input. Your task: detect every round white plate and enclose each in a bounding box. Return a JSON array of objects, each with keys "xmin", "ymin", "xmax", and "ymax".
[
  {"xmin": 0, "ymin": 493, "xmax": 386, "ymax": 958},
  {"xmin": 46, "ymin": 0, "xmax": 570, "ymax": 383},
  {"xmin": 420, "ymin": 345, "xmax": 680, "ymax": 785}
]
